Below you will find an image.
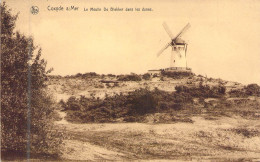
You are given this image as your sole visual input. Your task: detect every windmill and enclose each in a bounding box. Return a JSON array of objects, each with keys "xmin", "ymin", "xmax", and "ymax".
[{"xmin": 157, "ymin": 22, "xmax": 191, "ymax": 70}]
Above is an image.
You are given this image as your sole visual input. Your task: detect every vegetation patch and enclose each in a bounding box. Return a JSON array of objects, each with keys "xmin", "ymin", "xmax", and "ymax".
[
  {"xmin": 117, "ymin": 73, "xmax": 142, "ymax": 81},
  {"xmin": 142, "ymin": 73, "xmax": 151, "ymax": 80},
  {"xmin": 226, "ymin": 128, "xmax": 260, "ymax": 138},
  {"xmin": 61, "ymin": 84, "xmax": 229, "ymax": 123},
  {"xmin": 229, "ymin": 84, "xmax": 260, "ymax": 97},
  {"xmin": 161, "ymin": 71, "xmax": 194, "ymax": 79},
  {"xmin": 1, "ymin": 3, "xmax": 63, "ymax": 160}
]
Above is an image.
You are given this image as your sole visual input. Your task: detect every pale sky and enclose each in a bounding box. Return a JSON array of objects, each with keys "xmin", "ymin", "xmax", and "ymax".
[{"xmin": 4, "ymin": 0, "xmax": 260, "ymax": 84}]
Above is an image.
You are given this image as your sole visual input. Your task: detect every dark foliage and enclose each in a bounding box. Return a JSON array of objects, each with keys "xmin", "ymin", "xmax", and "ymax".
[
  {"xmin": 161, "ymin": 71, "xmax": 194, "ymax": 79},
  {"xmin": 1, "ymin": 3, "xmax": 62, "ymax": 158},
  {"xmin": 82, "ymin": 72, "xmax": 100, "ymax": 78},
  {"xmin": 64, "ymin": 72, "xmax": 100, "ymax": 79},
  {"xmin": 175, "ymin": 84, "xmax": 226, "ymax": 98},
  {"xmin": 228, "ymin": 89, "xmax": 247, "ymax": 98},
  {"xmin": 142, "ymin": 73, "xmax": 151, "ymax": 80},
  {"xmin": 62, "ymin": 84, "xmax": 228, "ymax": 123},
  {"xmin": 229, "ymin": 84, "xmax": 260, "ymax": 97},
  {"xmin": 245, "ymin": 84, "xmax": 260, "ymax": 96},
  {"xmin": 65, "ymin": 96, "xmax": 82, "ymax": 111},
  {"xmin": 48, "ymin": 75, "xmax": 62, "ymax": 79},
  {"xmin": 117, "ymin": 74, "xmax": 142, "ymax": 81},
  {"xmin": 127, "ymin": 88, "xmax": 158, "ymax": 115},
  {"xmin": 107, "ymin": 74, "xmax": 116, "ymax": 77},
  {"xmin": 233, "ymin": 128, "xmax": 260, "ymax": 138}
]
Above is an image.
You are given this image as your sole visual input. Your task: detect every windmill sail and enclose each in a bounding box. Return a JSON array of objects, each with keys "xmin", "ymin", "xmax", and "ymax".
[
  {"xmin": 173, "ymin": 23, "xmax": 191, "ymax": 40},
  {"xmin": 162, "ymin": 22, "xmax": 174, "ymax": 39},
  {"xmin": 157, "ymin": 42, "xmax": 171, "ymax": 57}
]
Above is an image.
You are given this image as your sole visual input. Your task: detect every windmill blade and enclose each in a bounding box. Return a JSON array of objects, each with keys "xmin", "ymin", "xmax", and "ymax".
[
  {"xmin": 162, "ymin": 22, "xmax": 174, "ymax": 39},
  {"xmin": 157, "ymin": 42, "xmax": 171, "ymax": 57},
  {"xmin": 173, "ymin": 23, "xmax": 191, "ymax": 40}
]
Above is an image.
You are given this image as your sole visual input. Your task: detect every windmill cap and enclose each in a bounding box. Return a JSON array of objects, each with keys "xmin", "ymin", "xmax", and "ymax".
[{"xmin": 175, "ymin": 38, "xmax": 186, "ymax": 44}]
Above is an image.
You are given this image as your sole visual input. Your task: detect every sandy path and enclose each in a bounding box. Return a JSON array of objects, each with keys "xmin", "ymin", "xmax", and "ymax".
[
  {"xmin": 55, "ymin": 110, "xmax": 128, "ymax": 161},
  {"xmin": 55, "ymin": 110, "xmax": 260, "ymax": 161},
  {"xmin": 61, "ymin": 140, "xmax": 125, "ymax": 161}
]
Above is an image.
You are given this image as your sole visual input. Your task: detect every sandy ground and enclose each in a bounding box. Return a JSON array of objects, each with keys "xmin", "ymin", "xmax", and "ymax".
[
  {"xmin": 50, "ymin": 77, "xmax": 259, "ymax": 161},
  {"xmin": 55, "ymin": 111, "xmax": 126, "ymax": 161},
  {"xmin": 55, "ymin": 110, "xmax": 260, "ymax": 161},
  {"xmin": 48, "ymin": 76, "xmax": 240, "ymax": 102}
]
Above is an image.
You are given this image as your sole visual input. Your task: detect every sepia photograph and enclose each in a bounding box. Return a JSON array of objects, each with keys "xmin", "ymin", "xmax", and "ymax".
[{"xmin": 1, "ymin": 0, "xmax": 260, "ymax": 161}]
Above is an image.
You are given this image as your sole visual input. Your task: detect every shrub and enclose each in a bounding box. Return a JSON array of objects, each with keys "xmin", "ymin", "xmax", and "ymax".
[
  {"xmin": 82, "ymin": 72, "xmax": 99, "ymax": 78},
  {"xmin": 75, "ymin": 73, "xmax": 82, "ymax": 77},
  {"xmin": 123, "ymin": 116, "xmax": 137, "ymax": 122},
  {"xmin": 229, "ymin": 84, "xmax": 260, "ymax": 97},
  {"xmin": 65, "ymin": 72, "xmax": 100, "ymax": 79},
  {"xmin": 127, "ymin": 88, "xmax": 158, "ymax": 115},
  {"xmin": 245, "ymin": 84, "xmax": 260, "ymax": 96},
  {"xmin": 107, "ymin": 74, "xmax": 116, "ymax": 77},
  {"xmin": 142, "ymin": 73, "xmax": 151, "ymax": 80},
  {"xmin": 175, "ymin": 84, "xmax": 226, "ymax": 98},
  {"xmin": 153, "ymin": 74, "xmax": 158, "ymax": 77},
  {"xmin": 161, "ymin": 71, "xmax": 194, "ymax": 79},
  {"xmin": 63, "ymin": 88, "xmax": 162, "ymax": 122},
  {"xmin": 1, "ymin": 3, "xmax": 63, "ymax": 159},
  {"xmin": 106, "ymin": 83, "xmax": 111, "ymax": 88},
  {"xmin": 117, "ymin": 74, "xmax": 142, "ymax": 81},
  {"xmin": 63, "ymin": 87, "xmax": 197, "ymax": 123},
  {"xmin": 113, "ymin": 82, "xmax": 119, "ymax": 87},
  {"xmin": 229, "ymin": 89, "xmax": 247, "ymax": 98},
  {"xmin": 65, "ymin": 96, "xmax": 82, "ymax": 111},
  {"xmin": 217, "ymin": 85, "xmax": 226, "ymax": 95},
  {"xmin": 59, "ymin": 99, "xmax": 66, "ymax": 109}
]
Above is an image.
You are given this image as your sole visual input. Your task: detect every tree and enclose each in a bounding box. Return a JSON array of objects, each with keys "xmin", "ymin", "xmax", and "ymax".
[{"xmin": 1, "ymin": 2, "xmax": 62, "ymax": 159}]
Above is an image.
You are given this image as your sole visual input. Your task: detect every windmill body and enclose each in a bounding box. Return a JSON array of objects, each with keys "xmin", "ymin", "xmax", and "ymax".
[
  {"xmin": 157, "ymin": 22, "xmax": 191, "ymax": 72},
  {"xmin": 170, "ymin": 42, "xmax": 187, "ymax": 68}
]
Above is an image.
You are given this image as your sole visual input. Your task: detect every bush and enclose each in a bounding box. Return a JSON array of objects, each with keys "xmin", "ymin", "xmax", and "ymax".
[
  {"xmin": 127, "ymin": 88, "xmax": 158, "ymax": 115},
  {"xmin": 229, "ymin": 89, "xmax": 247, "ymax": 98},
  {"xmin": 63, "ymin": 87, "xmax": 196, "ymax": 123},
  {"xmin": 65, "ymin": 96, "xmax": 82, "ymax": 111},
  {"xmin": 218, "ymin": 86, "xmax": 226, "ymax": 95},
  {"xmin": 75, "ymin": 73, "xmax": 82, "ymax": 77},
  {"xmin": 82, "ymin": 72, "xmax": 99, "ymax": 78},
  {"xmin": 175, "ymin": 84, "xmax": 226, "ymax": 98},
  {"xmin": 1, "ymin": 3, "xmax": 63, "ymax": 159},
  {"xmin": 117, "ymin": 74, "xmax": 142, "ymax": 81},
  {"xmin": 142, "ymin": 73, "xmax": 151, "ymax": 80},
  {"xmin": 161, "ymin": 71, "xmax": 194, "ymax": 79},
  {"xmin": 106, "ymin": 83, "xmax": 111, "ymax": 88},
  {"xmin": 59, "ymin": 99, "xmax": 66, "ymax": 109},
  {"xmin": 228, "ymin": 84, "xmax": 260, "ymax": 97},
  {"xmin": 113, "ymin": 82, "xmax": 119, "ymax": 87},
  {"xmin": 107, "ymin": 74, "xmax": 116, "ymax": 77},
  {"xmin": 64, "ymin": 72, "xmax": 100, "ymax": 79},
  {"xmin": 245, "ymin": 84, "xmax": 260, "ymax": 96},
  {"xmin": 63, "ymin": 84, "xmax": 228, "ymax": 123},
  {"xmin": 64, "ymin": 89, "xmax": 156, "ymax": 122}
]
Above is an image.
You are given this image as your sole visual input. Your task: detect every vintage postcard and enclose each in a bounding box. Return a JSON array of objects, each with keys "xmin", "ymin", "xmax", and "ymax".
[{"xmin": 1, "ymin": 0, "xmax": 260, "ymax": 161}]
